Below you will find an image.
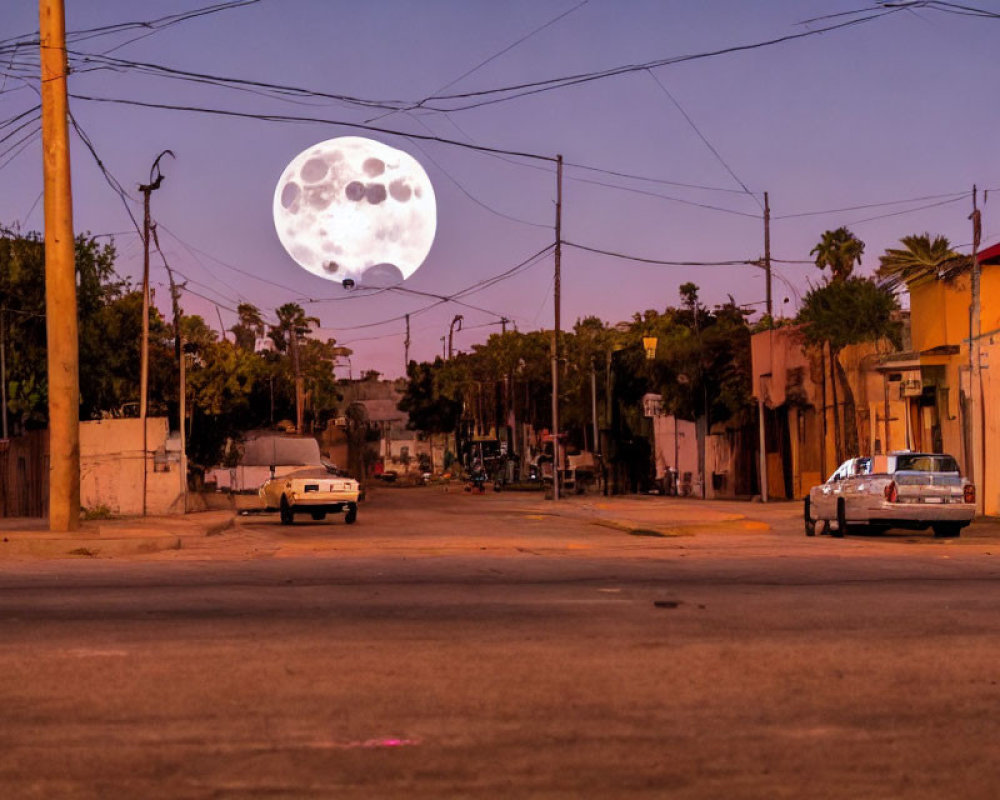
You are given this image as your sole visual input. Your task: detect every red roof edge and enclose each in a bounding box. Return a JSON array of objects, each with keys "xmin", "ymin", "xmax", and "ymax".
[{"xmin": 978, "ymin": 241, "xmax": 1000, "ymax": 265}]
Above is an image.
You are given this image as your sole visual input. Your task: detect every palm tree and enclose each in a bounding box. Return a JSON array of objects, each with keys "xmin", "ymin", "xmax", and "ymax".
[
  {"xmin": 811, "ymin": 227, "xmax": 865, "ymax": 282},
  {"xmin": 797, "ymin": 278, "xmax": 901, "ymax": 465},
  {"xmin": 877, "ymin": 233, "xmax": 965, "ymax": 288},
  {"xmin": 270, "ymin": 303, "xmax": 319, "ymax": 433},
  {"xmin": 231, "ymin": 302, "xmax": 265, "ymax": 351}
]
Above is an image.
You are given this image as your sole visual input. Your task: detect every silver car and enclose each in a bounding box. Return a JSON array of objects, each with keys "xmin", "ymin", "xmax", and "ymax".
[{"xmin": 804, "ymin": 452, "xmax": 975, "ymax": 538}]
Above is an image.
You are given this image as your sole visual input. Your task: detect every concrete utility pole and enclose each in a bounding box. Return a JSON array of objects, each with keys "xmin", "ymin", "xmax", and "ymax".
[
  {"xmin": 551, "ymin": 155, "xmax": 563, "ymax": 501},
  {"xmin": 139, "ymin": 150, "xmax": 172, "ymax": 515},
  {"xmin": 969, "ymin": 186, "xmax": 984, "ymax": 515},
  {"xmin": 39, "ymin": 0, "xmax": 80, "ymax": 531}
]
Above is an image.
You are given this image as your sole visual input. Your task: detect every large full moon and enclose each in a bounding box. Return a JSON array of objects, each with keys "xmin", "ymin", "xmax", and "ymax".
[{"xmin": 273, "ymin": 136, "xmax": 436, "ymax": 284}]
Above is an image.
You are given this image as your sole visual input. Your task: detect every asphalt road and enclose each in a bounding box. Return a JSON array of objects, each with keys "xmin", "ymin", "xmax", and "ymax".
[{"xmin": 2, "ymin": 488, "xmax": 999, "ymax": 798}]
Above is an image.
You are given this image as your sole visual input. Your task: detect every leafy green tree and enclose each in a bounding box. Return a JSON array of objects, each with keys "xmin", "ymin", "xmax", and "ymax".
[
  {"xmin": 876, "ymin": 233, "xmax": 964, "ymax": 288},
  {"xmin": 0, "ymin": 230, "xmax": 158, "ymax": 427},
  {"xmin": 797, "ymin": 277, "xmax": 901, "ymax": 462},
  {"xmin": 811, "ymin": 227, "xmax": 865, "ymax": 282},
  {"xmin": 398, "ymin": 358, "xmax": 463, "ymax": 435},
  {"xmin": 181, "ymin": 315, "xmax": 265, "ymax": 465}
]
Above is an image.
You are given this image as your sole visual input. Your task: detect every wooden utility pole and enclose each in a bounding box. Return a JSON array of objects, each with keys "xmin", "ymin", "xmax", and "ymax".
[
  {"xmin": 757, "ymin": 192, "xmax": 773, "ymax": 502},
  {"xmin": 969, "ymin": 185, "xmax": 984, "ymax": 515},
  {"xmin": 551, "ymin": 155, "xmax": 563, "ymax": 501},
  {"xmin": 138, "ymin": 150, "xmax": 172, "ymax": 515},
  {"xmin": 39, "ymin": 0, "xmax": 80, "ymax": 531},
  {"xmin": 764, "ymin": 191, "xmax": 772, "ymax": 322},
  {"xmin": 151, "ymin": 223, "xmax": 186, "ymax": 513},
  {"xmin": 590, "ymin": 357, "xmax": 598, "ymax": 459},
  {"xmin": 291, "ymin": 332, "xmax": 303, "ymax": 434},
  {"xmin": 179, "ymin": 334, "xmax": 188, "ymax": 513},
  {"xmin": 404, "ymin": 313, "xmax": 410, "ymax": 370},
  {"xmin": 1, "ymin": 308, "xmax": 8, "ymax": 439}
]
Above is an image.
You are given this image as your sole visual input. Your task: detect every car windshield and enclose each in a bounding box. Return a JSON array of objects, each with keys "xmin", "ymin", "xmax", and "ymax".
[{"xmin": 894, "ymin": 454, "xmax": 959, "ymax": 473}]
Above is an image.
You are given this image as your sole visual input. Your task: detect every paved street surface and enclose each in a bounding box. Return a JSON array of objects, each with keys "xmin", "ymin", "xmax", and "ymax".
[{"xmin": 2, "ymin": 487, "xmax": 999, "ymax": 798}]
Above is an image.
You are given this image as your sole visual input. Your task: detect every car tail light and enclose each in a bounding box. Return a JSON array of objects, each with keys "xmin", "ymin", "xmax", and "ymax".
[
  {"xmin": 964, "ymin": 484, "xmax": 976, "ymax": 504},
  {"xmin": 884, "ymin": 481, "xmax": 898, "ymax": 503}
]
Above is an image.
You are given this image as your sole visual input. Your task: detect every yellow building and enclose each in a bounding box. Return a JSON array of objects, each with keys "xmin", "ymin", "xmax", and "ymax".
[
  {"xmin": 751, "ymin": 325, "xmax": 903, "ymax": 500},
  {"xmin": 752, "ymin": 250, "xmax": 998, "ymax": 514},
  {"xmin": 905, "ymin": 245, "xmax": 1000, "ymax": 515}
]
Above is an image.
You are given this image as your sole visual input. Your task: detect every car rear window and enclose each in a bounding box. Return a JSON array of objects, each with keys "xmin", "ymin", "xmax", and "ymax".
[{"xmin": 894, "ymin": 454, "xmax": 959, "ymax": 473}]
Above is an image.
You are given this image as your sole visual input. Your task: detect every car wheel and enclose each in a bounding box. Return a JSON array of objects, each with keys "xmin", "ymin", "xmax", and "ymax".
[
  {"xmin": 279, "ymin": 496, "xmax": 294, "ymax": 526},
  {"xmin": 932, "ymin": 522, "xmax": 961, "ymax": 538},
  {"xmin": 310, "ymin": 511, "xmax": 327, "ymax": 521},
  {"xmin": 344, "ymin": 503, "xmax": 358, "ymax": 525},
  {"xmin": 833, "ymin": 498, "xmax": 847, "ymax": 538},
  {"xmin": 804, "ymin": 497, "xmax": 816, "ymax": 536}
]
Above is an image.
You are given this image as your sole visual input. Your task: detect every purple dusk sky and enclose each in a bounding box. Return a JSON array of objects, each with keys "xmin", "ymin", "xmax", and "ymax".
[{"xmin": 3, "ymin": 1, "xmax": 997, "ymax": 378}]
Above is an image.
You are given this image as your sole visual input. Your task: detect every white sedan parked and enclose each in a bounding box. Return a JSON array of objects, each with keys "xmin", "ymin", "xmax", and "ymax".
[
  {"xmin": 805, "ymin": 452, "xmax": 975, "ymax": 538},
  {"xmin": 259, "ymin": 467, "xmax": 360, "ymax": 525}
]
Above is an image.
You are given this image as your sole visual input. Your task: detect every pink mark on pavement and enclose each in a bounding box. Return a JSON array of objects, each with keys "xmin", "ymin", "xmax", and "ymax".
[{"xmin": 308, "ymin": 737, "xmax": 420, "ymax": 750}]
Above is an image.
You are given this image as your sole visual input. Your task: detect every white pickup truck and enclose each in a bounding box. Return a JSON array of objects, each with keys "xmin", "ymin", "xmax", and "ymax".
[{"xmin": 805, "ymin": 452, "xmax": 975, "ymax": 538}]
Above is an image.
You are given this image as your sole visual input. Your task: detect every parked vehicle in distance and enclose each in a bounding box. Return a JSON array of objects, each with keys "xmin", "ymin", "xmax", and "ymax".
[
  {"xmin": 805, "ymin": 452, "xmax": 975, "ymax": 538},
  {"xmin": 259, "ymin": 466, "xmax": 360, "ymax": 525}
]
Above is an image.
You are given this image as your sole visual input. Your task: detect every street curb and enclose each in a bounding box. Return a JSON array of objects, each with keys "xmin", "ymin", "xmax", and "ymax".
[
  {"xmin": 204, "ymin": 515, "xmax": 236, "ymax": 537},
  {"xmin": 0, "ymin": 533, "xmax": 183, "ymax": 559},
  {"xmin": 0, "ymin": 512, "xmax": 237, "ymax": 560}
]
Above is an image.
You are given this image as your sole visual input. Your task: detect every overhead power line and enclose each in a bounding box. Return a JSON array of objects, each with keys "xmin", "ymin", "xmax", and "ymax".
[
  {"xmin": 0, "ymin": 0, "xmax": 261, "ymax": 49},
  {"xmin": 567, "ymin": 175, "xmax": 762, "ymax": 218},
  {"xmin": 306, "ymin": 244, "xmax": 554, "ymax": 333},
  {"xmin": 644, "ymin": 69, "xmax": 761, "ymax": 210},
  {"xmin": 367, "ymin": 0, "xmax": 591, "ymax": 123},
  {"xmin": 773, "ymin": 190, "xmax": 968, "ymax": 219},
  {"xmin": 564, "ymin": 240, "xmax": 763, "ymax": 267},
  {"xmin": 412, "ymin": 7, "xmax": 905, "ymax": 112},
  {"xmin": 65, "ymin": 51, "xmax": 406, "ymax": 114},
  {"xmin": 68, "ymin": 93, "xmax": 559, "ymax": 163}
]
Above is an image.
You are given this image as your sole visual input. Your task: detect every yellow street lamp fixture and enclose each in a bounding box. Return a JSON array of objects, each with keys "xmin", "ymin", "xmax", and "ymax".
[{"xmin": 642, "ymin": 336, "xmax": 658, "ymax": 360}]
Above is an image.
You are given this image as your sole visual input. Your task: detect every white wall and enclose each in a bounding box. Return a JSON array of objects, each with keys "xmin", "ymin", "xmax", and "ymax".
[
  {"xmin": 650, "ymin": 415, "xmax": 699, "ymax": 495},
  {"xmin": 79, "ymin": 418, "xmax": 185, "ymax": 515}
]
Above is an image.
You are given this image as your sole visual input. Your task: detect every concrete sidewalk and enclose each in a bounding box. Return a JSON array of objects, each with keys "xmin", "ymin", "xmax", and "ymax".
[{"xmin": 0, "ymin": 511, "xmax": 235, "ymax": 559}]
